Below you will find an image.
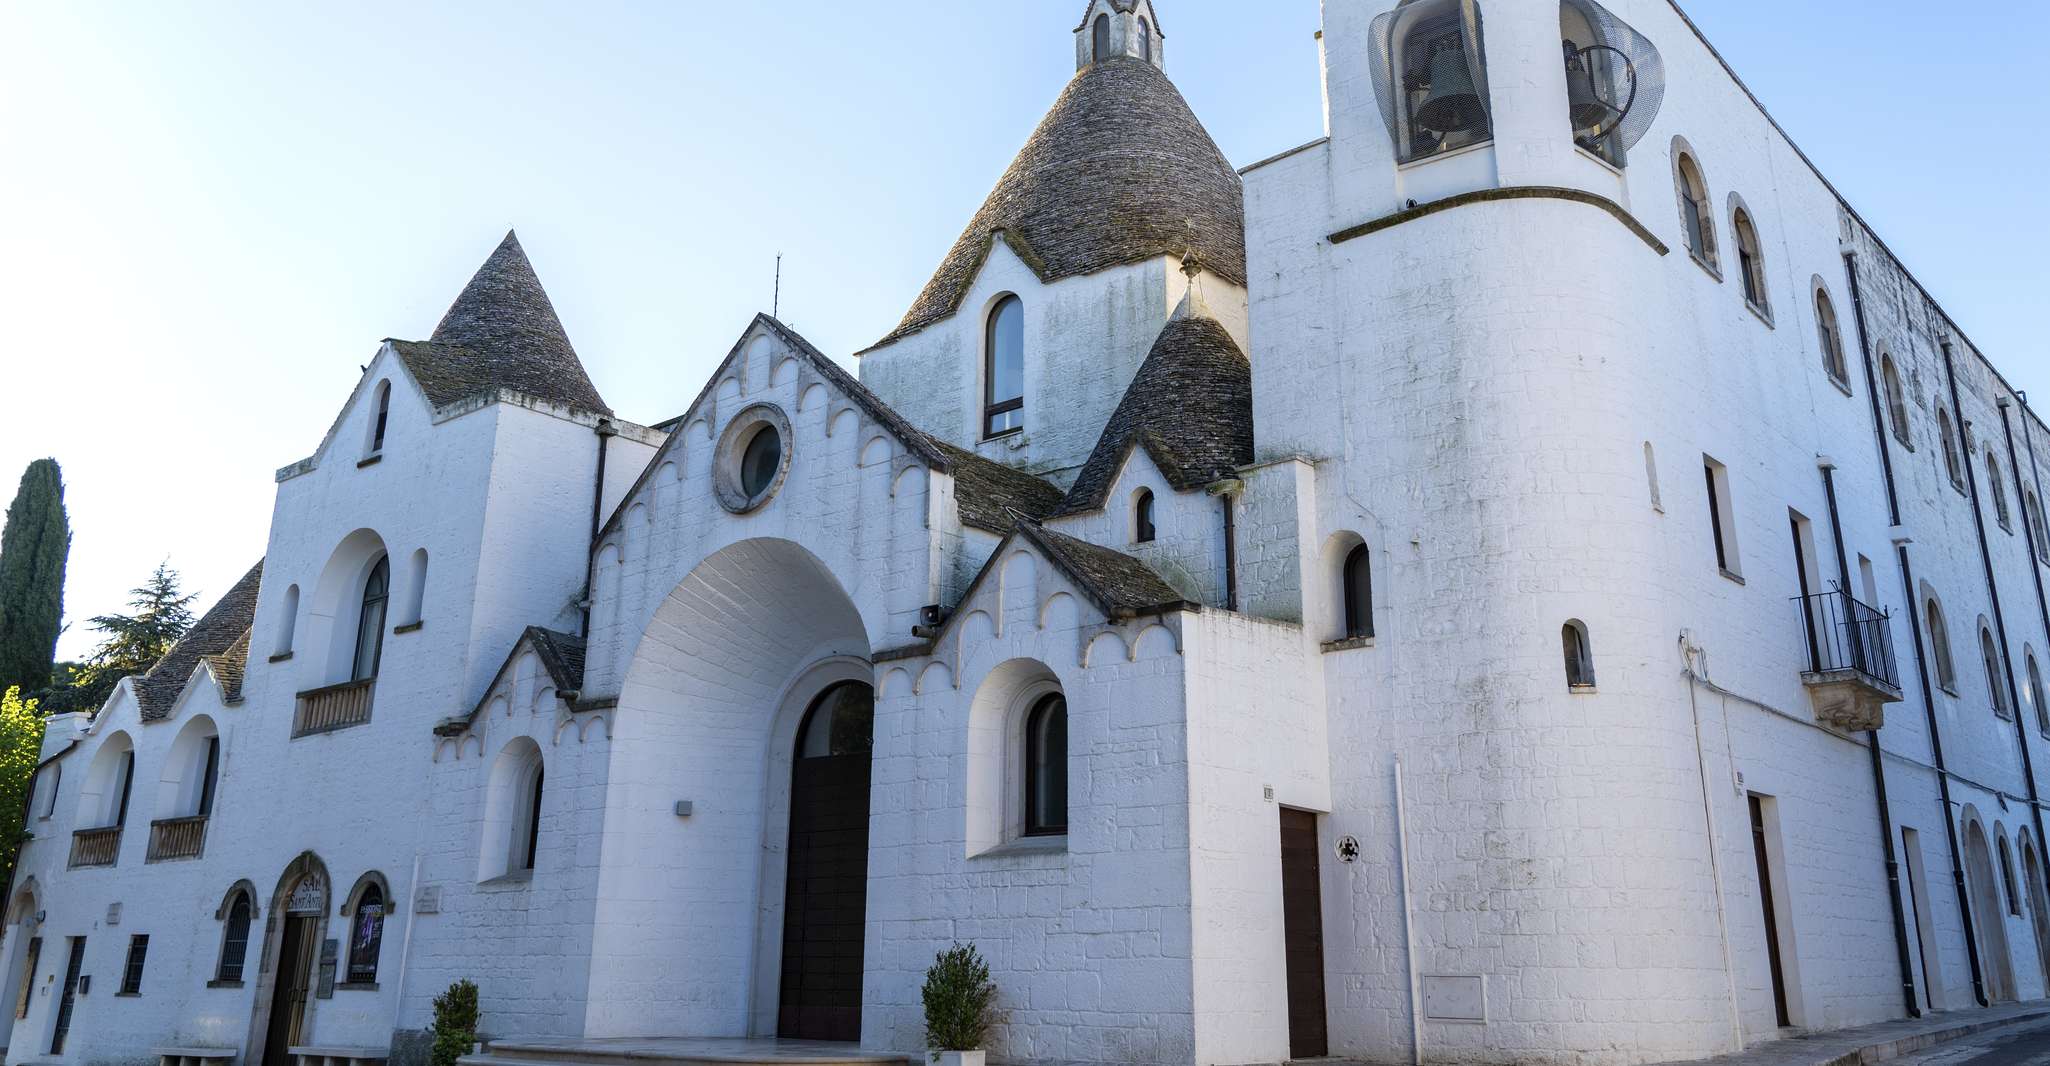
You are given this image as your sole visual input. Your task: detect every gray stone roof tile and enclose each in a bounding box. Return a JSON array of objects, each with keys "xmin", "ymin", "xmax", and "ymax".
[
  {"xmin": 1020, "ymin": 521, "xmax": 1191, "ymax": 619},
  {"xmin": 871, "ymin": 56, "xmax": 1243, "ymax": 349},
  {"xmin": 136, "ymin": 561, "xmax": 263, "ymax": 721},
  {"xmin": 933, "ymin": 440, "xmax": 1065, "ymax": 533}
]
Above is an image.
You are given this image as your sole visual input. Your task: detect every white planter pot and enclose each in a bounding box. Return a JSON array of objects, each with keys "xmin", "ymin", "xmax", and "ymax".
[{"xmin": 930, "ymin": 1051, "xmax": 985, "ymax": 1066}]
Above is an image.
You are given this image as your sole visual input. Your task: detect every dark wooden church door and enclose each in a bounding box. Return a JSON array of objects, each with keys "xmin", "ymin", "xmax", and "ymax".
[
  {"xmin": 1280, "ymin": 807, "xmax": 1330, "ymax": 1059},
  {"xmin": 778, "ymin": 682, "xmax": 874, "ymax": 1042}
]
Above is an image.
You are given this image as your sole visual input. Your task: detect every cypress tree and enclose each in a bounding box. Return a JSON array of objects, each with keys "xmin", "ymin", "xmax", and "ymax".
[{"xmin": 0, "ymin": 459, "xmax": 69, "ymax": 699}]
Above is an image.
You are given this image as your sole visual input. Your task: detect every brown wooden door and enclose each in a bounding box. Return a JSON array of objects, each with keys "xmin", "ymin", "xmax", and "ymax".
[
  {"xmin": 265, "ymin": 917, "xmax": 317, "ymax": 1066},
  {"xmin": 778, "ymin": 683, "xmax": 873, "ymax": 1042},
  {"xmin": 1280, "ymin": 808, "xmax": 1329, "ymax": 1059},
  {"xmin": 1748, "ymin": 795, "xmax": 1792, "ymax": 1027}
]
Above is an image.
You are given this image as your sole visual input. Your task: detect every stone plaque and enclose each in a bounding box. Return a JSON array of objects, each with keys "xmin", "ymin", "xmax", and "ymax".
[
  {"xmin": 414, "ymin": 884, "xmax": 441, "ymax": 915},
  {"xmin": 316, "ymin": 939, "xmax": 338, "ymax": 999}
]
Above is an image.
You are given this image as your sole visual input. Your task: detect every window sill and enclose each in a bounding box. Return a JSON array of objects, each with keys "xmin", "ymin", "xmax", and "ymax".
[
  {"xmin": 334, "ymin": 981, "xmax": 379, "ymax": 993},
  {"xmin": 1719, "ymin": 568, "xmax": 1746, "ymax": 586},
  {"xmin": 207, "ymin": 979, "xmax": 244, "ymax": 990},
  {"xmin": 1939, "ymin": 684, "xmax": 1959, "ymax": 698},
  {"xmin": 1998, "ymin": 522, "xmax": 2014, "ymax": 536},
  {"xmin": 1744, "ymin": 300, "xmax": 1775, "ymax": 329},
  {"xmin": 115, "ymin": 992, "xmax": 141, "ymax": 999},
  {"xmin": 1828, "ymin": 375, "xmax": 1854, "ymax": 398},
  {"xmin": 392, "ymin": 621, "xmax": 424, "ymax": 635},
  {"xmin": 1951, "ymin": 480, "xmax": 1968, "ymax": 497},
  {"xmin": 1893, "ymin": 435, "xmax": 1916, "ymax": 454},
  {"xmin": 1689, "ymin": 252, "xmax": 1722, "ymax": 283},
  {"xmin": 1395, "ymin": 138, "xmax": 1493, "ymax": 171},
  {"xmin": 268, "ymin": 651, "xmax": 294, "ymax": 663},
  {"xmin": 974, "ymin": 835, "xmax": 1068, "ymax": 860},
  {"xmin": 1321, "ymin": 635, "xmax": 1376, "ymax": 654},
  {"xmin": 479, "ymin": 870, "xmax": 533, "ymax": 889},
  {"xmin": 356, "ymin": 454, "xmax": 383, "ymax": 469},
  {"xmin": 1569, "ymin": 684, "xmax": 1598, "ymax": 695}
]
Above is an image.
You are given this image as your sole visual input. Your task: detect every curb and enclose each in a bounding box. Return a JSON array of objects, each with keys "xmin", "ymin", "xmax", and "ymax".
[{"xmin": 1814, "ymin": 1008, "xmax": 2050, "ymax": 1066}]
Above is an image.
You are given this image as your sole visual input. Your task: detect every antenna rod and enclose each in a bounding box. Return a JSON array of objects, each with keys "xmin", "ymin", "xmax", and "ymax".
[{"xmin": 773, "ymin": 253, "xmax": 782, "ymax": 319}]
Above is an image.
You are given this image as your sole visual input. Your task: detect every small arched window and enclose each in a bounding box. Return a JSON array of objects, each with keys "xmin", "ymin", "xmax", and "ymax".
[
  {"xmin": 2027, "ymin": 491, "xmax": 2050, "ymax": 564},
  {"xmin": 217, "ymin": 889, "xmax": 252, "ymax": 984},
  {"xmin": 1881, "ymin": 357, "xmax": 1911, "ymax": 448},
  {"xmin": 1024, "ymin": 693, "xmax": 1068, "ymax": 837},
  {"xmin": 1731, "ymin": 207, "xmax": 1768, "ymax": 314},
  {"xmin": 345, "ymin": 881, "xmax": 386, "ymax": 985},
  {"xmin": 276, "ymin": 584, "xmax": 299, "ymax": 656},
  {"xmin": 1815, "ymin": 288, "xmax": 1847, "ymax": 385},
  {"xmin": 368, "ymin": 380, "xmax": 391, "ymax": 455},
  {"xmin": 1138, "ymin": 17, "xmax": 1152, "ymax": 62},
  {"xmin": 1562, "ymin": 621, "xmax": 1595, "ymax": 689},
  {"xmin": 1134, "ymin": 490, "xmax": 1156, "ymax": 544},
  {"xmin": 1938, "ymin": 408, "xmax": 1965, "ymax": 490},
  {"xmin": 984, "ymin": 295, "xmax": 1024, "ymax": 438},
  {"xmin": 1987, "ymin": 452, "xmax": 2012, "ymax": 531},
  {"xmin": 1342, "ymin": 543, "xmax": 1374, "ymax": 640},
  {"xmin": 1982, "ymin": 624, "xmax": 2010, "ymax": 718},
  {"xmin": 1926, "ymin": 597, "xmax": 1956, "ymax": 693},
  {"xmin": 1674, "ymin": 152, "xmax": 1716, "ymax": 267},
  {"xmin": 1092, "ymin": 14, "xmax": 1111, "ymax": 63},
  {"xmin": 2029, "ymin": 653, "xmax": 2049, "ymax": 736},
  {"xmin": 352, "ymin": 555, "xmax": 389, "ymax": 681},
  {"xmin": 517, "ymin": 761, "xmax": 545, "ymax": 872}
]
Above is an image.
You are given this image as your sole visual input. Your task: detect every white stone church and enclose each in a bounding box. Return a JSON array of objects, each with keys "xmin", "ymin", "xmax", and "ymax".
[{"xmin": 12, "ymin": 2, "xmax": 2050, "ymax": 1064}]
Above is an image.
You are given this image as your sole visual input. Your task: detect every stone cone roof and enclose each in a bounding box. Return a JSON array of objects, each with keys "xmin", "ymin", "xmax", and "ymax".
[
  {"xmin": 873, "ymin": 56, "xmax": 1245, "ymax": 348},
  {"xmin": 392, "ymin": 231, "xmax": 611, "ymax": 416}
]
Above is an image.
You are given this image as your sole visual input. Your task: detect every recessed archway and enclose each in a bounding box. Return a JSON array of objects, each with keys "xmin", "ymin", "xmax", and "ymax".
[
  {"xmin": 1963, "ymin": 812, "xmax": 2017, "ymax": 1001},
  {"xmin": 245, "ymin": 852, "xmax": 332, "ymax": 1066},
  {"xmin": 589, "ymin": 537, "xmax": 871, "ymax": 1041}
]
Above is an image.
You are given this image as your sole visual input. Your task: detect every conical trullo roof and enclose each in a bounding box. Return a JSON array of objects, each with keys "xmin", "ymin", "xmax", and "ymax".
[
  {"xmin": 874, "ymin": 56, "xmax": 1246, "ymax": 348},
  {"xmin": 392, "ymin": 231, "xmax": 611, "ymax": 416}
]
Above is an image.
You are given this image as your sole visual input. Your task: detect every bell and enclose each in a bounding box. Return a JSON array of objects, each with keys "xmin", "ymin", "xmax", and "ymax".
[
  {"xmin": 1565, "ymin": 49, "xmax": 1619, "ymax": 131},
  {"xmin": 1413, "ymin": 49, "xmax": 1483, "ymax": 134}
]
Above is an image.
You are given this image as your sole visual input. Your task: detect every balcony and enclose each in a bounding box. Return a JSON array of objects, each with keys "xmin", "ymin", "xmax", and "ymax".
[
  {"xmin": 68, "ymin": 826, "xmax": 121, "ymax": 869},
  {"xmin": 1796, "ymin": 588, "xmax": 1904, "ymax": 731},
  {"xmin": 294, "ymin": 678, "xmax": 375, "ymax": 737},
  {"xmin": 147, "ymin": 815, "xmax": 208, "ymax": 863}
]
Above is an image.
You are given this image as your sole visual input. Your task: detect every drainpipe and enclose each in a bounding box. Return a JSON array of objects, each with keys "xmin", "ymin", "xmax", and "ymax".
[
  {"xmin": 1946, "ymin": 340, "xmax": 2037, "ymax": 1000},
  {"xmin": 580, "ymin": 418, "xmax": 617, "ymax": 637},
  {"xmin": 1819, "ymin": 461, "xmax": 1920, "ymax": 1016},
  {"xmin": 1896, "ymin": 543, "xmax": 1990, "ymax": 1006},
  {"xmin": 1844, "ymin": 254, "xmax": 1901, "ymax": 526},
  {"xmin": 1994, "ymin": 399, "xmax": 2050, "ymax": 891}
]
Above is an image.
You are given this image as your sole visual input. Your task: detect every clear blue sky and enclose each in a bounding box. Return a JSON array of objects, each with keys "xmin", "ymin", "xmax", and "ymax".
[{"xmin": 2, "ymin": 1, "xmax": 2044, "ymax": 660}]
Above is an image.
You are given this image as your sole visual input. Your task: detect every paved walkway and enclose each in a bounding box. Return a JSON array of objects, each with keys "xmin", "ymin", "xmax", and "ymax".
[{"xmin": 1649, "ymin": 1002, "xmax": 2050, "ymax": 1066}]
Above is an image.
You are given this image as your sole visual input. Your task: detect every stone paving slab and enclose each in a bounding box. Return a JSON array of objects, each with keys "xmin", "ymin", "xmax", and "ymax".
[{"xmin": 1647, "ymin": 1003, "xmax": 2050, "ymax": 1066}]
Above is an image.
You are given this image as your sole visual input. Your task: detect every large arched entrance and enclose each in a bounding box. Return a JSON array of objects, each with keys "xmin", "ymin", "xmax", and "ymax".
[
  {"xmin": 779, "ymin": 681, "xmax": 875, "ymax": 1041},
  {"xmin": 246, "ymin": 853, "xmax": 331, "ymax": 1066},
  {"xmin": 1963, "ymin": 817, "xmax": 2016, "ymax": 1001}
]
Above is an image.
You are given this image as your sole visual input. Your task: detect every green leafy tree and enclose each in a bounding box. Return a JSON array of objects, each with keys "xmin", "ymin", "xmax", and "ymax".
[
  {"xmin": 0, "ymin": 459, "xmax": 69, "ymax": 699},
  {"xmin": 69, "ymin": 560, "xmax": 196, "ymax": 709},
  {"xmin": 0, "ymin": 687, "xmax": 45, "ymax": 885}
]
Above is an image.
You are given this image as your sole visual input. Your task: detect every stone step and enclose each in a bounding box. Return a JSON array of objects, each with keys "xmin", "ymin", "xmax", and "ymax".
[{"xmin": 463, "ymin": 1038, "xmax": 909, "ymax": 1066}]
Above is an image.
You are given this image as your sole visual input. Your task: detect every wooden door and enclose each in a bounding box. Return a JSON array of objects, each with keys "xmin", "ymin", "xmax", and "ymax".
[
  {"xmin": 1748, "ymin": 795, "xmax": 1792, "ymax": 1026},
  {"xmin": 265, "ymin": 917, "xmax": 317, "ymax": 1066},
  {"xmin": 48, "ymin": 937, "xmax": 83, "ymax": 1055},
  {"xmin": 1280, "ymin": 808, "xmax": 1329, "ymax": 1059},
  {"xmin": 778, "ymin": 683, "xmax": 873, "ymax": 1042}
]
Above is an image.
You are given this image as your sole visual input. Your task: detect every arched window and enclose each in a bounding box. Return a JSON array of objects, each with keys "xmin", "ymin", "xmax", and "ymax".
[
  {"xmin": 345, "ymin": 880, "xmax": 386, "ymax": 985},
  {"xmin": 2028, "ymin": 653, "xmax": 2048, "ymax": 736},
  {"xmin": 1342, "ymin": 543, "xmax": 1374, "ymax": 640},
  {"xmin": 2027, "ymin": 491, "xmax": 2050, "ymax": 564},
  {"xmin": 216, "ymin": 889, "xmax": 253, "ymax": 984},
  {"xmin": 1987, "ymin": 452, "xmax": 2012, "ymax": 531},
  {"xmin": 1134, "ymin": 490, "xmax": 1156, "ymax": 544},
  {"xmin": 1092, "ymin": 14, "xmax": 1111, "ymax": 62},
  {"xmin": 1982, "ymin": 624, "xmax": 2011, "ymax": 718},
  {"xmin": 1815, "ymin": 288, "xmax": 1847, "ymax": 385},
  {"xmin": 1562, "ymin": 621, "xmax": 1595, "ymax": 689},
  {"xmin": 1138, "ymin": 17, "xmax": 1152, "ymax": 61},
  {"xmin": 1377, "ymin": 0, "xmax": 1493, "ymax": 164},
  {"xmin": 1926, "ymin": 597, "xmax": 1956, "ymax": 693},
  {"xmin": 198, "ymin": 735, "xmax": 219, "ymax": 817},
  {"xmin": 517, "ymin": 761, "xmax": 545, "ymax": 872},
  {"xmin": 1882, "ymin": 356, "xmax": 1911, "ymax": 448},
  {"xmin": 1938, "ymin": 408, "xmax": 1965, "ymax": 490},
  {"xmin": 352, "ymin": 555, "xmax": 389, "ymax": 681},
  {"xmin": 1731, "ymin": 207, "xmax": 1768, "ymax": 314},
  {"xmin": 1674, "ymin": 151, "xmax": 1717, "ymax": 267},
  {"xmin": 1999, "ymin": 834, "xmax": 2022, "ymax": 915},
  {"xmin": 275, "ymin": 584, "xmax": 299, "ymax": 656},
  {"xmin": 1024, "ymin": 693, "xmax": 1068, "ymax": 837},
  {"xmin": 367, "ymin": 380, "xmax": 391, "ymax": 456},
  {"xmin": 38, "ymin": 764, "xmax": 59, "ymax": 819},
  {"xmin": 114, "ymin": 750, "xmax": 134, "ymax": 828},
  {"xmin": 403, "ymin": 549, "xmax": 429, "ymax": 626},
  {"xmin": 984, "ymin": 295, "xmax": 1024, "ymax": 438}
]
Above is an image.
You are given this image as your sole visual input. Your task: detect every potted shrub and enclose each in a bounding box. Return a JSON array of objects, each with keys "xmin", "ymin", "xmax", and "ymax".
[
  {"xmin": 922, "ymin": 942, "xmax": 996, "ymax": 1066},
  {"xmin": 428, "ymin": 979, "xmax": 480, "ymax": 1066}
]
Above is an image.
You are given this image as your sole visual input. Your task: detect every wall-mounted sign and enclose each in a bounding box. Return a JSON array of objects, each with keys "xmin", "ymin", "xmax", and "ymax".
[{"xmin": 316, "ymin": 940, "xmax": 338, "ymax": 999}]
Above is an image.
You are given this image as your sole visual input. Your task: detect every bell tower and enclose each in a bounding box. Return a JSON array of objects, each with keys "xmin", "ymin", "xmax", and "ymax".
[{"xmin": 1074, "ymin": 0, "xmax": 1165, "ymax": 72}]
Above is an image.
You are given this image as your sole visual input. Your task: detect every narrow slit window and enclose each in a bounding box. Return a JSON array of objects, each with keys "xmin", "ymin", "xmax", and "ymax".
[
  {"xmin": 1704, "ymin": 457, "xmax": 1740, "ymax": 577},
  {"xmin": 1882, "ymin": 357, "xmax": 1911, "ymax": 448},
  {"xmin": 1342, "ymin": 543, "xmax": 1374, "ymax": 640},
  {"xmin": 1562, "ymin": 621, "xmax": 1595, "ymax": 689},
  {"xmin": 119, "ymin": 935, "xmax": 148, "ymax": 996},
  {"xmin": 1815, "ymin": 288, "xmax": 1847, "ymax": 384},
  {"xmin": 1938, "ymin": 409, "xmax": 1965, "ymax": 490},
  {"xmin": 1134, "ymin": 490, "xmax": 1156, "ymax": 544},
  {"xmin": 1927, "ymin": 598, "xmax": 1956, "ymax": 692},
  {"xmin": 1988, "ymin": 452, "xmax": 2012, "ymax": 531},
  {"xmin": 1982, "ymin": 625, "xmax": 2010, "ymax": 718},
  {"xmin": 1024, "ymin": 693, "xmax": 1068, "ymax": 837},
  {"xmin": 368, "ymin": 381, "xmax": 391, "ymax": 455},
  {"xmin": 2030, "ymin": 653, "xmax": 2049, "ymax": 736},
  {"xmin": 353, "ymin": 555, "xmax": 389, "ymax": 681}
]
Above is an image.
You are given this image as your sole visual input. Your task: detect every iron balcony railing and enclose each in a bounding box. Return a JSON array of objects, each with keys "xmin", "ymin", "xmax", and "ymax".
[
  {"xmin": 68, "ymin": 826, "xmax": 121, "ymax": 869},
  {"xmin": 146, "ymin": 814, "xmax": 208, "ymax": 862},
  {"xmin": 294, "ymin": 678, "xmax": 375, "ymax": 737},
  {"xmin": 1795, "ymin": 588, "xmax": 1900, "ymax": 691}
]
